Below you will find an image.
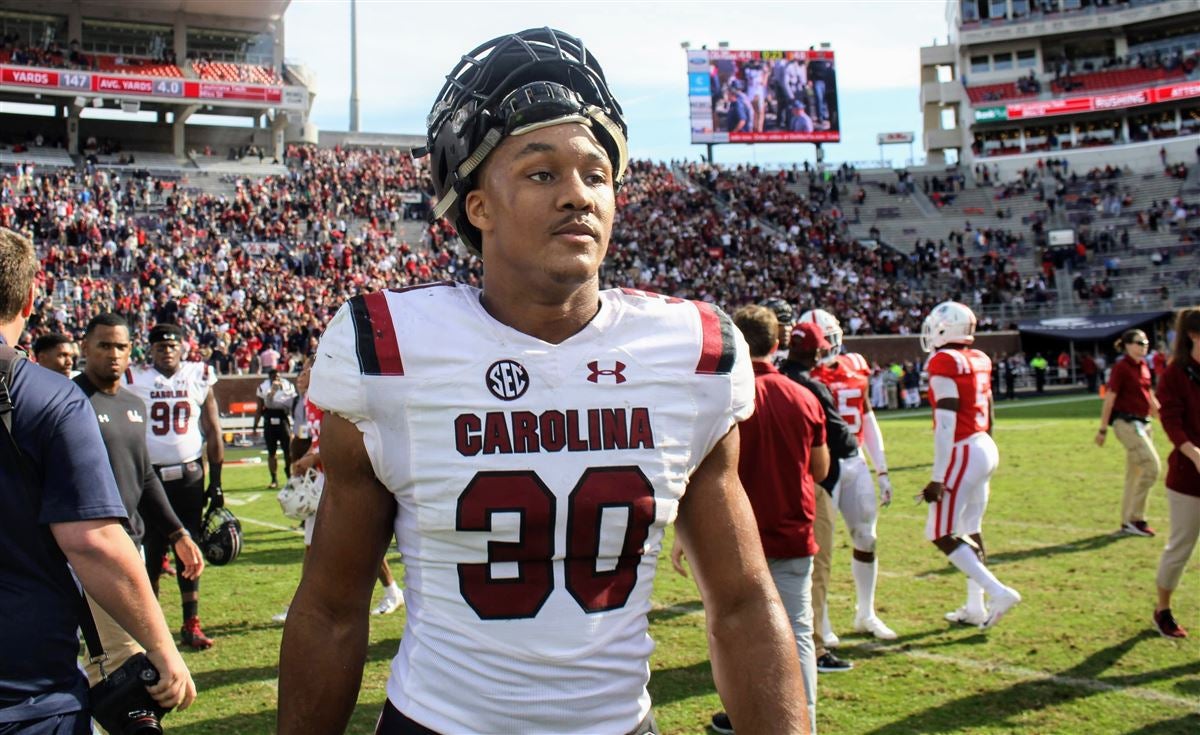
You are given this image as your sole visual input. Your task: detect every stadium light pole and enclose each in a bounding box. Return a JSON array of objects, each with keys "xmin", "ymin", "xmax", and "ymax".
[{"xmin": 349, "ymin": 0, "xmax": 360, "ymax": 132}]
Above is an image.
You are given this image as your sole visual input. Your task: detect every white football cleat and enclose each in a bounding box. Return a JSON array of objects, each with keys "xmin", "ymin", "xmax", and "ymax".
[
  {"xmin": 854, "ymin": 615, "xmax": 898, "ymax": 640},
  {"xmin": 945, "ymin": 606, "xmax": 988, "ymax": 626},
  {"xmin": 981, "ymin": 587, "xmax": 1021, "ymax": 630},
  {"xmin": 372, "ymin": 590, "xmax": 405, "ymax": 616},
  {"xmin": 271, "ymin": 607, "xmax": 289, "ymax": 623}
]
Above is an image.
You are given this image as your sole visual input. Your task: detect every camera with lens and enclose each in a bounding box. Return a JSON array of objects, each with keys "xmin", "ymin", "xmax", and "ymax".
[{"xmin": 89, "ymin": 653, "xmax": 170, "ymax": 735}]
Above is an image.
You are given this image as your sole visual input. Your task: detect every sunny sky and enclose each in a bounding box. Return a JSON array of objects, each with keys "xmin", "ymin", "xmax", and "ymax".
[{"xmin": 284, "ymin": 0, "xmax": 951, "ymax": 167}]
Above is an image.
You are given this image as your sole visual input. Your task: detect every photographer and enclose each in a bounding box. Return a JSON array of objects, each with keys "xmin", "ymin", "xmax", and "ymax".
[
  {"xmin": 74, "ymin": 312, "xmax": 206, "ymax": 683},
  {"xmin": 1151, "ymin": 308, "xmax": 1200, "ymax": 639},
  {"xmin": 253, "ymin": 368, "xmax": 297, "ymax": 489},
  {"xmin": 0, "ymin": 228, "xmax": 194, "ymax": 731}
]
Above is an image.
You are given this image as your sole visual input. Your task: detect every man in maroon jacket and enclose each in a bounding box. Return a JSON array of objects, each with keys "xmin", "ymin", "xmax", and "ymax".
[{"xmin": 681, "ymin": 305, "xmax": 829, "ymax": 734}]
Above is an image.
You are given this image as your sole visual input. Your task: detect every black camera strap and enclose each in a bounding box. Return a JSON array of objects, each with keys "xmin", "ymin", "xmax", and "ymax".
[{"xmin": 0, "ymin": 345, "xmax": 108, "ymax": 670}]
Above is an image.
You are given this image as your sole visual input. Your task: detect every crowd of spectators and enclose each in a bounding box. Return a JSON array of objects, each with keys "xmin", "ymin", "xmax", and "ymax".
[{"xmin": 30, "ymin": 148, "xmax": 1193, "ymax": 376}]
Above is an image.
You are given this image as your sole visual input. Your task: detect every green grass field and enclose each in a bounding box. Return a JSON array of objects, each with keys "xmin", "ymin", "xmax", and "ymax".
[{"xmin": 162, "ymin": 395, "xmax": 1199, "ymax": 734}]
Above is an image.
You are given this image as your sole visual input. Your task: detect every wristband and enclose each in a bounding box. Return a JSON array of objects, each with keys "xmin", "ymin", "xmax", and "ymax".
[
  {"xmin": 208, "ymin": 464, "xmax": 222, "ymax": 487},
  {"xmin": 168, "ymin": 528, "xmax": 190, "ymax": 544},
  {"xmin": 1097, "ymin": 428, "xmax": 1107, "ymax": 434}
]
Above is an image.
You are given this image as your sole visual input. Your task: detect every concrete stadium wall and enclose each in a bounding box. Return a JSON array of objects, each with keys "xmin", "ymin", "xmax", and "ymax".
[
  {"xmin": 843, "ymin": 330, "xmax": 1022, "ymax": 365},
  {"xmin": 0, "ymin": 111, "xmax": 273, "ymax": 154}
]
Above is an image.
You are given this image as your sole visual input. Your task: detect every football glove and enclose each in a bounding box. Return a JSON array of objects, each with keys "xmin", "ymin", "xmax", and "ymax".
[{"xmin": 206, "ymin": 483, "xmax": 224, "ymax": 510}]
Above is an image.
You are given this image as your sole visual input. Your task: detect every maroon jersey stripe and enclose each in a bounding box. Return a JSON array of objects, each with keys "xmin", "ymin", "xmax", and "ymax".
[
  {"xmin": 694, "ymin": 301, "xmax": 735, "ymax": 375},
  {"xmin": 364, "ymin": 291, "xmax": 404, "ymax": 376}
]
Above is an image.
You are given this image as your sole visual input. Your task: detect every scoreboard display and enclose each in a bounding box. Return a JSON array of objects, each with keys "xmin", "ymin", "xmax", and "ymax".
[{"xmin": 687, "ymin": 48, "xmax": 840, "ymax": 144}]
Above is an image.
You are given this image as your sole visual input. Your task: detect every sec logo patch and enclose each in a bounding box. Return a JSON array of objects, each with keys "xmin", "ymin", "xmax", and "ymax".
[{"xmin": 486, "ymin": 359, "xmax": 529, "ymax": 401}]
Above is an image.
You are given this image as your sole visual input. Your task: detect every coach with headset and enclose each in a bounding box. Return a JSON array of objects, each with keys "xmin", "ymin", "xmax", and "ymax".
[
  {"xmin": 0, "ymin": 228, "xmax": 194, "ymax": 731},
  {"xmin": 73, "ymin": 312, "xmax": 207, "ymax": 685}
]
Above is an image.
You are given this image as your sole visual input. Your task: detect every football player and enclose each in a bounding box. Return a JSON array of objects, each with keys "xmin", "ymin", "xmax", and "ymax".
[
  {"xmin": 279, "ymin": 28, "xmax": 809, "ymax": 735},
  {"xmin": 123, "ymin": 323, "xmax": 224, "ymax": 649},
  {"xmin": 920, "ymin": 301, "xmax": 1021, "ymax": 629},
  {"xmin": 762, "ymin": 297, "xmax": 795, "ymax": 368},
  {"xmin": 800, "ymin": 309, "xmax": 897, "ymax": 642}
]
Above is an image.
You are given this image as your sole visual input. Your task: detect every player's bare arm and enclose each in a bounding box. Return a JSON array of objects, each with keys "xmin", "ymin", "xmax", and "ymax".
[
  {"xmin": 201, "ymin": 389, "xmax": 224, "ymax": 467},
  {"xmin": 675, "ymin": 427, "xmax": 810, "ymax": 735},
  {"xmin": 252, "ymin": 396, "xmax": 265, "ymax": 433},
  {"xmin": 278, "ymin": 412, "xmax": 395, "ymax": 734},
  {"xmin": 810, "ymin": 442, "xmax": 830, "ymax": 484},
  {"xmin": 51, "ymin": 518, "xmax": 196, "ymax": 711}
]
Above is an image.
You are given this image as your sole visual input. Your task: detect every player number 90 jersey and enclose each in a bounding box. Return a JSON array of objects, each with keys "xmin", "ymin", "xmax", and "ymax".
[{"xmin": 123, "ymin": 362, "xmax": 216, "ymax": 465}]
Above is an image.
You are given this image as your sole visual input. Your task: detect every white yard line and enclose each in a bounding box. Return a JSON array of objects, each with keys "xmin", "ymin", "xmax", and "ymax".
[
  {"xmin": 650, "ymin": 603, "xmax": 1197, "ymax": 710},
  {"xmin": 859, "ymin": 642, "xmax": 1200, "ymax": 711},
  {"xmin": 239, "ymin": 515, "xmax": 304, "ymax": 535},
  {"xmin": 884, "ymin": 509, "xmax": 1106, "ymax": 536},
  {"xmin": 877, "ymin": 394, "xmax": 1098, "ymax": 421}
]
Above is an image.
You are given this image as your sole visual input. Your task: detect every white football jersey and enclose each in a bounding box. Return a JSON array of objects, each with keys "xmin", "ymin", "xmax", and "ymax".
[
  {"xmin": 309, "ymin": 283, "xmax": 753, "ymax": 734},
  {"xmin": 256, "ymin": 378, "xmax": 298, "ymax": 412},
  {"xmin": 124, "ymin": 362, "xmax": 217, "ymax": 465}
]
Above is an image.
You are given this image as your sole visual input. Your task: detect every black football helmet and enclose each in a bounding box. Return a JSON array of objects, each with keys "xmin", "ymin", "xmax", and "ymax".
[
  {"xmin": 760, "ymin": 297, "xmax": 796, "ymax": 327},
  {"xmin": 200, "ymin": 507, "xmax": 242, "ymax": 566},
  {"xmin": 417, "ymin": 27, "xmax": 629, "ymax": 253}
]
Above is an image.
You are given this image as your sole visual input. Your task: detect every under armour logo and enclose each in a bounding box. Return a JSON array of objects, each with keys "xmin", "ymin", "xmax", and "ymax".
[
  {"xmin": 587, "ymin": 361, "xmax": 627, "ymax": 384},
  {"xmin": 97, "ymin": 414, "xmax": 110, "ymax": 423}
]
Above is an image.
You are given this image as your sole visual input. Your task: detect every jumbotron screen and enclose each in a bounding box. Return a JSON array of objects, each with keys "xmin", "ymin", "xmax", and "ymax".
[{"xmin": 687, "ymin": 49, "xmax": 840, "ymax": 144}]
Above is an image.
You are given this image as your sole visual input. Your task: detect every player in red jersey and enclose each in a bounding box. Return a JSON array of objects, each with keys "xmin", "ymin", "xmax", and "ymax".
[
  {"xmin": 800, "ymin": 309, "xmax": 896, "ymax": 643},
  {"xmin": 920, "ymin": 301, "xmax": 1021, "ymax": 630}
]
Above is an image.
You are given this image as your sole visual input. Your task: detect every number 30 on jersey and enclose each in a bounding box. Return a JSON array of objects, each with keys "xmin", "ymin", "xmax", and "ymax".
[{"xmin": 457, "ymin": 466, "xmax": 656, "ymax": 620}]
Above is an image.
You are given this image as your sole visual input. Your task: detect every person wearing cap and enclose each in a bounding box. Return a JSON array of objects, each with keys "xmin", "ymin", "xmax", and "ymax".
[
  {"xmin": 280, "ymin": 28, "xmax": 809, "ymax": 735},
  {"xmin": 123, "ymin": 322, "xmax": 224, "ymax": 651},
  {"xmin": 254, "ymin": 368, "xmax": 298, "ymax": 489},
  {"xmin": 781, "ymin": 322, "xmax": 859, "ymax": 674},
  {"xmin": 673, "ymin": 305, "xmax": 827, "ymax": 734}
]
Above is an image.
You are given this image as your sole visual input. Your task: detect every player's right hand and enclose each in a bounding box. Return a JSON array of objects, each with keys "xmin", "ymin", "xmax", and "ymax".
[
  {"xmin": 669, "ymin": 537, "xmax": 689, "ymax": 578},
  {"xmin": 144, "ymin": 647, "xmax": 196, "ymax": 711},
  {"xmin": 174, "ymin": 534, "xmax": 205, "ymax": 580},
  {"xmin": 1094, "ymin": 430, "xmax": 1106, "ymax": 447},
  {"xmin": 877, "ymin": 474, "xmax": 893, "ymax": 507},
  {"xmin": 921, "ymin": 481, "xmax": 946, "ymax": 504}
]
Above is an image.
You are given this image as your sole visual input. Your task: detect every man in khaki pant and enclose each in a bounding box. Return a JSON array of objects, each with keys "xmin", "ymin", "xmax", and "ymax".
[
  {"xmin": 781, "ymin": 323, "xmax": 857, "ymax": 672},
  {"xmin": 74, "ymin": 313, "xmax": 205, "ymax": 680}
]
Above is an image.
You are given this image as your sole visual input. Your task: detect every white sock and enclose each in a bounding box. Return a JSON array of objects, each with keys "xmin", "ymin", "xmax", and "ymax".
[
  {"xmin": 852, "ymin": 558, "xmax": 877, "ymax": 620},
  {"xmin": 384, "ymin": 582, "xmax": 401, "ymax": 598},
  {"xmin": 947, "ymin": 544, "xmax": 1006, "ymax": 600},
  {"xmin": 966, "ymin": 579, "xmax": 986, "ymax": 614}
]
